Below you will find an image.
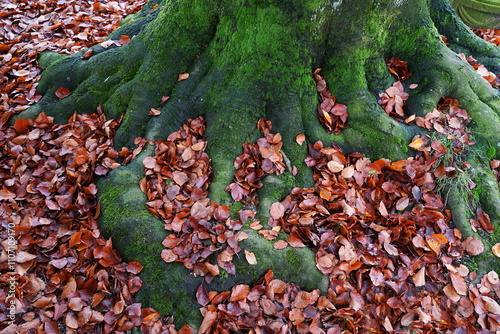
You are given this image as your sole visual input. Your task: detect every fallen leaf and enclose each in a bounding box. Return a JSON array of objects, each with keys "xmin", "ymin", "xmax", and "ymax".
[
  {"xmin": 296, "ymin": 134, "xmax": 306, "ymax": 145},
  {"xmin": 413, "ymin": 267, "xmax": 426, "ymax": 287},
  {"xmin": 492, "ymin": 243, "xmax": 500, "ymax": 257},
  {"xmin": 244, "ymin": 250, "xmax": 257, "ymax": 265},
  {"xmin": 178, "ymin": 73, "xmax": 189, "ymax": 81},
  {"xmin": 55, "ymin": 87, "xmax": 71, "ymax": 99},
  {"xmin": 273, "ymin": 240, "xmax": 288, "ymax": 249},
  {"xmin": 327, "ymin": 160, "xmax": 344, "ymax": 173},
  {"xmin": 449, "ymin": 272, "xmax": 467, "ymax": 296},
  {"xmin": 409, "ymin": 137, "xmax": 424, "ymax": 150},
  {"xmin": 270, "ymin": 202, "xmax": 285, "ymax": 219},
  {"xmin": 149, "ymin": 108, "xmax": 161, "ymax": 116}
]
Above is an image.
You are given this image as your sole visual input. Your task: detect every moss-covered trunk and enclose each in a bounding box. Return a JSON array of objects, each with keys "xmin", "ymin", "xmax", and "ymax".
[{"xmin": 14, "ymin": 0, "xmax": 500, "ymax": 329}]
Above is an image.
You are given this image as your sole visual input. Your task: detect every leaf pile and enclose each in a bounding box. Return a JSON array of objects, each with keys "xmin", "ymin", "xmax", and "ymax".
[
  {"xmin": 457, "ymin": 53, "xmax": 499, "ymax": 88},
  {"xmin": 0, "ymin": 0, "xmax": 146, "ymax": 116},
  {"xmin": 194, "ymin": 126, "xmax": 500, "ymax": 332},
  {"xmin": 141, "ymin": 117, "xmax": 253, "ymax": 279},
  {"xmin": 473, "ymin": 28, "xmax": 500, "ymax": 46},
  {"xmin": 0, "ymin": 112, "xmax": 159, "ymax": 333},
  {"xmin": 378, "ymin": 81, "xmax": 410, "ymax": 121},
  {"xmin": 314, "ymin": 69, "xmax": 348, "ymax": 134},
  {"xmin": 385, "ymin": 57, "xmax": 412, "ymax": 82},
  {"xmin": 197, "ymin": 270, "xmax": 329, "ymax": 333},
  {"xmin": 226, "ymin": 119, "xmax": 286, "ymax": 205}
]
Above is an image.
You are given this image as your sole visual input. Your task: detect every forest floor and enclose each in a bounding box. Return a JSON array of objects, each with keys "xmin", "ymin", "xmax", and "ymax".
[{"xmin": 2, "ymin": 1, "xmax": 500, "ymax": 333}]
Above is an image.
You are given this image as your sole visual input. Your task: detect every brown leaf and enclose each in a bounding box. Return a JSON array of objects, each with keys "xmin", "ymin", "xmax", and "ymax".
[
  {"xmin": 412, "ymin": 267, "xmax": 426, "ymax": 287},
  {"xmin": 270, "ymin": 202, "xmax": 285, "ymax": 219},
  {"xmin": 230, "ymin": 284, "xmax": 250, "ymax": 302},
  {"xmin": 327, "ymin": 160, "xmax": 344, "ymax": 173},
  {"xmin": 482, "ymin": 296, "xmax": 500, "ymax": 314},
  {"xmin": 161, "ymin": 249, "xmax": 177, "ymax": 262},
  {"xmin": 198, "ymin": 310, "xmax": 216, "ymax": 333},
  {"xmin": 273, "ymin": 240, "xmax": 288, "ymax": 249},
  {"xmin": 149, "ymin": 108, "xmax": 161, "ymax": 116},
  {"xmin": 126, "ymin": 261, "xmax": 143, "ymax": 274},
  {"xmin": 462, "ymin": 237, "xmax": 485, "ymax": 256},
  {"xmin": 196, "ymin": 285, "xmax": 211, "ymax": 306},
  {"xmin": 292, "ymin": 291, "xmax": 311, "ymax": 309},
  {"xmin": 443, "ymin": 284, "xmax": 461, "ymax": 302},
  {"xmin": 449, "ymin": 272, "xmax": 467, "ymax": 296},
  {"xmin": 290, "ymin": 308, "xmax": 305, "ymax": 325},
  {"xmin": 244, "ymin": 250, "xmax": 257, "ymax": 265}
]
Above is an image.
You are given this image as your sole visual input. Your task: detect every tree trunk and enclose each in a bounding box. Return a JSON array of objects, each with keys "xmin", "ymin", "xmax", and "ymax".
[{"xmin": 14, "ymin": 0, "xmax": 500, "ymax": 329}]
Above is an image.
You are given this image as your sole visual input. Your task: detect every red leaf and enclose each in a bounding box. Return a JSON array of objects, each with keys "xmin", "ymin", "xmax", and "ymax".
[
  {"xmin": 13, "ymin": 118, "xmax": 30, "ymax": 134},
  {"xmin": 126, "ymin": 261, "xmax": 143, "ymax": 274},
  {"xmin": 55, "ymin": 87, "xmax": 71, "ymax": 99},
  {"xmin": 296, "ymin": 134, "xmax": 306, "ymax": 145}
]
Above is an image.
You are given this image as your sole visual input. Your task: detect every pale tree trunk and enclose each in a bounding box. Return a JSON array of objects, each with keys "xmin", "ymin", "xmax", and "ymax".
[{"xmin": 14, "ymin": 0, "xmax": 500, "ymax": 328}]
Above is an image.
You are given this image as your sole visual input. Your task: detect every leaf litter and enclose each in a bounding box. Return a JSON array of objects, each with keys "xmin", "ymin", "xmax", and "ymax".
[{"xmin": 2, "ymin": 3, "xmax": 500, "ymax": 333}]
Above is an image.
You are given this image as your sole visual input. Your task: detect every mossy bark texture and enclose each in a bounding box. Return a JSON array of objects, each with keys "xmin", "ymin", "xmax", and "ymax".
[{"xmin": 15, "ymin": 0, "xmax": 500, "ymax": 329}]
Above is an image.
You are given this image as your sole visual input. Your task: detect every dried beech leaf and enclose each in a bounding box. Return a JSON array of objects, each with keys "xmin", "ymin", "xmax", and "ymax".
[
  {"xmin": 244, "ymin": 250, "xmax": 257, "ymax": 265},
  {"xmin": 55, "ymin": 87, "xmax": 71, "ymax": 99},
  {"xmin": 492, "ymin": 243, "xmax": 500, "ymax": 257},
  {"xmin": 413, "ymin": 267, "xmax": 426, "ymax": 287},
  {"xmin": 178, "ymin": 73, "xmax": 189, "ymax": 81},
  {"xmin": 270, "ymin": 202, "xmax": 285, "ymax": 219},
  {"xmin": 450, "ymin": 272, "xmax": 467, "ymax": 296}
]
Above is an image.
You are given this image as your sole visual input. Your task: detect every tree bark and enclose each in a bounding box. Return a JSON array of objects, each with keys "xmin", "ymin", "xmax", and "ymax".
[{"xmin": 14, "ymin": 0, "xmax": 500, "ymax": 329}]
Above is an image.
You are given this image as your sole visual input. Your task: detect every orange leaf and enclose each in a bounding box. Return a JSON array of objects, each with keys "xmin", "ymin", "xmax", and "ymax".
[
  {"xmin": 178, "ymin": 73, "xmax": 189, "ymax": 81},
  {"xmin": 117, "ymin": 35, "xmax": 131, "ymax": 46},
  {"xmin": 409, "ymin": 137, "xmax": 424, "ymax": 150},
  {"xmin": 55, "ymin": 87, "xmax": 71, "ymax": 99},
  {"xmin": 230, "ymin": 284, "xmax": 249, "ymax": 302},
  {"xmin": 295, "ymin": 134, "xmax": 306, "ymax": 145},
  {"xmin": 426, "ymin": 235, "xmax": 441, "ymax": 254},
  {"xmin": 81, "ymin": 49, "xmax": 93, "ymax": 59},
  {"xmin": 492, "ymin": 243, "xmax": 500, "ymax": 257},
  {"xmin": 443, "ymin": 284, "xmax": 461, "ymax": 302},
  {"xmin": 449, "ymin": 272, "xmax": 467, "ymax": 296},
  {"xmin": 13, "ymin": 118, "xmax": 30, "ymax": 134},
  {"xmin": 149, "ymin": 108, "xmax": 161, "ymax": 116}
]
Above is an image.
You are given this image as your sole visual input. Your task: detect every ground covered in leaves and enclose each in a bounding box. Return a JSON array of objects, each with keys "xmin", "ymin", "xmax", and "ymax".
[{"xmin": 2, "ymin": 1, "xmax": 500, "ymax": 333}]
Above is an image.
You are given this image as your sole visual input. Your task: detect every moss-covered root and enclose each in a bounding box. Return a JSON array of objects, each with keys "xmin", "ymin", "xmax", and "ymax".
[
  {"xmin": 445, "ymin": 171, "xmax": 500, "ymax": 275},
  {"xmin": 96, "ymin": 150, "xmax": 205, "ymax": 328},
  {"xmin": 429, "ymin": 0, "xmax": 500, "ymax": 72}
]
